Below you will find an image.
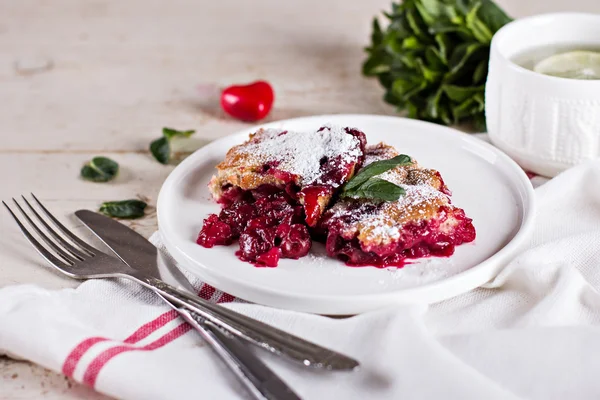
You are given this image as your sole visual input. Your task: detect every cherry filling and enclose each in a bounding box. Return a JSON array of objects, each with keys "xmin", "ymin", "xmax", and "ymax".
[
  {"xmin": 197, "ymin": 186, "xmax": 312, "ymax": 267},
  {"xmin": 197, "ymin": 127, "xmax": 368, "ymax": 267},
  {"xmin": 322, "ymin": 206, "xmax": 476, "ymax": 268},
  {"xmin": 300, "ymin": 185, "xmax": 331, "ymax": 227}
]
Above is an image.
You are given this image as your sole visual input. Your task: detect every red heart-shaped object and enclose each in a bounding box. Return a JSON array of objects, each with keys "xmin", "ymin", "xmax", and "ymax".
[{"xmin": 221, "ymin": 81, "xmax": 274, "ymax": 122}]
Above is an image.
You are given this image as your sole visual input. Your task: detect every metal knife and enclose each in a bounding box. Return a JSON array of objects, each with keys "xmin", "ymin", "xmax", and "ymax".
[
  {"xmin": 75, "ymin": 209, "xmax": 302, "ymax": 400},
  {"xmin": 73, "ymin": 210, "xmax": 360, "ymax": 371}
]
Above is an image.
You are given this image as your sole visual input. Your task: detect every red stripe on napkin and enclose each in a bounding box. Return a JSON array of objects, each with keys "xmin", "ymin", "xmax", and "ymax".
[
  {"xmin": 82, "ymin": 322, "xmax": 192, "ymax": 387},
  {"xmin": 62, "ymin": 286, "xmax": 237, "ymax": 384},
  {"xmin": 217, "ymin": 292, "xmax": 235, "ymax": 303},
  {"xmin": 62, "ymin": 337, "xmax": 109, "ymax": 377},
  {"xmin": 198, "ymin": 284, "xmax": 216, "ymax": 300},
  {"xmin": 123, "ymin": 310, "xmax": 179, "ymax": 343},
  {"xmin": 61, "ymin": 310, "xmax": 178, "ymax": 379}
]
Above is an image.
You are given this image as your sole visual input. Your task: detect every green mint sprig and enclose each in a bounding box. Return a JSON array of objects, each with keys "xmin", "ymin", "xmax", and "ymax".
[{"xmin": 342, "ymin": 154, "xmax": 412, "ymax": 202}]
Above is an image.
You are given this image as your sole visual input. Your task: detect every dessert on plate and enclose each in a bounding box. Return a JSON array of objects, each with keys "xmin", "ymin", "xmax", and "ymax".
[
  {"xmin": 197, "ymin": 125, "xmax": 475, "ymax": 268},
  {"xmin": 197, "ymin": 125, "xmax": 367, "ymax": 267},
  {"xmin": 318, "ymin": 143, "xmax": 476, "ymax": 267}
]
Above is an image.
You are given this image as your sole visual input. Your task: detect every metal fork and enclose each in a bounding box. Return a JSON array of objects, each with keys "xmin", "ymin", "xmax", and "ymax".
[{"xmin": 3, "ymin": 194, "xmax": 359, "ymax": 371}]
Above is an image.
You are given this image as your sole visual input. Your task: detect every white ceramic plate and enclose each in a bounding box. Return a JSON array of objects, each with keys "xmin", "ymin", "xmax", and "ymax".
[{"xmin": 157, "ymin": 115, "xmax": 535, "ymax": 314}]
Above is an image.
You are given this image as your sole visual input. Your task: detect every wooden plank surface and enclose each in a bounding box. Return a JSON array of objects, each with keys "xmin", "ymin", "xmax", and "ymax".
[{"xmin": 1, "ymin": 0, "xmax": 598, "ymax": 398}]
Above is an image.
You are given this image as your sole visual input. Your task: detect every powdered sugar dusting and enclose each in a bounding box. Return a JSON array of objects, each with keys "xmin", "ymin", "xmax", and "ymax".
[
  {"xmin": 360, "ymin": 185, "xmax": 447, "ymax": 242},
  {"xmin": 324, "ymin": 144, "xmax": 450, "ymax": 244},
  {"xmin": 236, "ymin": 125, "xmax": 362, "ymax": 186},
  {"xmin": 329, "ymin": 183, "xmax": 447, "ymax": 244}
]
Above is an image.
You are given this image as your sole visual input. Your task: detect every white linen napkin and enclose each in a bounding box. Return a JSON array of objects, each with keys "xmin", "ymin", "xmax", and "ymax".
[{"xmin": 2, "ymin": 160, "xmax": 600, "ymax": 400}]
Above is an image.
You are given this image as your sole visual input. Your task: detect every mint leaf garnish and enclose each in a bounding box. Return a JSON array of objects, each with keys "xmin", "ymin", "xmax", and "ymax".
[
  {"xmin": 342, "ymin": 154, "xmax": 412, "ymax": 202},
  {"xmin": 344, "ymin": 154, "xmax": 412, "ymax": 191},
  {"xmin": 345, "ymin": 178, "xmax": 406, "ymax": 202},
  {"xmin": 81, "ymin": 157, "xmax": 119, "ymax": 182}
]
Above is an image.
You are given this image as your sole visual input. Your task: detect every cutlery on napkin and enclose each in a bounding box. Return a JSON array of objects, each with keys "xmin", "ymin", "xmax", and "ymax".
[{"xmin": 75, "ymin": 209, "xmax": 302, "ymax": 400}]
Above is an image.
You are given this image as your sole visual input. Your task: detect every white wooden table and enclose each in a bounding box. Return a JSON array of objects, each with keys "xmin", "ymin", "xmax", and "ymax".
[{"xmin": 0, "ymin": 0, "xmax": 597, "ymax": 398}]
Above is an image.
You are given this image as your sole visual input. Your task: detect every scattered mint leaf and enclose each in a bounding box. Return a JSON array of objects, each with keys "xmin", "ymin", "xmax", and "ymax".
[
  {"xmin": 80, "ymin": 157, "xmax": 119, "ymax": 182},
  {"xmin": 345, "ymin": 178, "xmax": 406, "ymax": 202},
  {"xmin": 99, "ymin": 200, "xmax": 147, "ymax": 219},
  {"xmin": 162, "ymin": 127, "xmax": 195, "ymax": 140},
  {"xmin": 344, "ymin": 154, "xmax": 412, "ymax": 192},
  {"xmin": 150, "ymin": 127, "xmax": 196, "ymax": 164},
  {"xmin": 150, "ymin": 137, "xmax": 170, "ymax": 165}
]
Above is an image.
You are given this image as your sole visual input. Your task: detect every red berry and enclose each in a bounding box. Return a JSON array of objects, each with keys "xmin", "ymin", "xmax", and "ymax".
[
  {"xmin": 255, "ymin": 247, "xmax": 281, "ymax": 268},
  {"xmin": 221, "ymin": 81, "xmax": 274, "ymax": 122},
  {"xmin": 197, "ymin": 214, "xmax": 233, "ymax": 247},
  {"xmin": 280, "ymin": 224, "xmax": 311, "ymax": 259}
]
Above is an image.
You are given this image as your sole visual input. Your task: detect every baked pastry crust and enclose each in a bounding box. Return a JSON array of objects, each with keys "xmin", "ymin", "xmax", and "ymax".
[
  {"xmin": 199, "ymin": 128, "xmax": 474, "ymax": 268},
  {"xmin": 320, "ymin": 143, "xmax": 475, "ymax": 266},
  {"xmin": 208, "ymin": 125, "xmax": 366, "ymax": 226}
]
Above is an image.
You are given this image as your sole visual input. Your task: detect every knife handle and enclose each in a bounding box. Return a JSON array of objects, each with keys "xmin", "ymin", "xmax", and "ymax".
[
  {"xmin": 130, "ymin": 273, "xmax": 359, "ymax": 371},
  {"xmin": 175, "ymin": 306, "xmax": 301, "ymax": 400}
]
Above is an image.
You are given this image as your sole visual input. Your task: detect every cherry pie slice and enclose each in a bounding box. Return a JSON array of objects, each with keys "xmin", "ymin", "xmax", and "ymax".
[
  {"xmin": 319, "ymin": 143, "xmax": 476, "ymax": 267},
  {"xmin": 197, "ymin": 125, "xmax": 366, "ymax": 267}
]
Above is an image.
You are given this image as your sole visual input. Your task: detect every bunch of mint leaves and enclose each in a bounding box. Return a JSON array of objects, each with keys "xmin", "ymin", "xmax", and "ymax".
[{"xmin": 363, "ymin": 0, "xmax": 512, "ymax": 129}]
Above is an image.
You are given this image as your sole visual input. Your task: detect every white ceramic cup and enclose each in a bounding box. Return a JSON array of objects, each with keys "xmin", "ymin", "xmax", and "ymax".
[{"xmin": 486, "ymin": 13, "xmax": 600, "ymax": 177}]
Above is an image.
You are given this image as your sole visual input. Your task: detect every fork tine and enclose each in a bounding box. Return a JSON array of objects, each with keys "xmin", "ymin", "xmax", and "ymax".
[
  {"xmin": 11, "ymin": 198, "xmax": 81, "ymax": 264},
  {"xmin": 3, "ymin": 201, "xmax": 73, "ymax": 269},
  {"xmin": 20, "ymin": 196, "xmax": 88, "ymax": 261},
  {"xmin": 30, "ymin": 193, "xmax": 97, "ymax": 256}
]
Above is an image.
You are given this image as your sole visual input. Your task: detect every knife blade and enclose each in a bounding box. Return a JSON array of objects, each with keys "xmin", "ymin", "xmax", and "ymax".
[{"xmin": 75, "ymin": 209, "xmax": 302, "ymax": 400}]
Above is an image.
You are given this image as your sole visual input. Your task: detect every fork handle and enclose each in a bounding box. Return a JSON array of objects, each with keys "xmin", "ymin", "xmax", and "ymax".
[
  {"xmin": 173, "ymin": 304, "xmax": 301, "ymax": 400},
  {"xmin": 126, "ymin": 272, "xmax": 359, "ymax": 371}
]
